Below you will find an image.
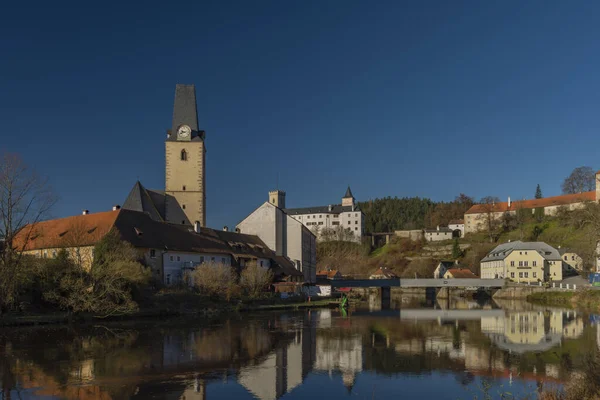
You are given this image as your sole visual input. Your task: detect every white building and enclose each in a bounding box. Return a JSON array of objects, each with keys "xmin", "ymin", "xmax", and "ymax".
[
  {"xmin": 237, "ymin": 190, "xmax": 317, "ymax": 283},
  {"xmin": 448, "ymin": 219, "xmax": 465, "ymax": 237},
  {"xmin": 423, "ymin": 226, "xmax": 453, "ymax": 242},
  {"xmin": 284, "ymin": 187, "xmax": 365, "ymax": 243}
]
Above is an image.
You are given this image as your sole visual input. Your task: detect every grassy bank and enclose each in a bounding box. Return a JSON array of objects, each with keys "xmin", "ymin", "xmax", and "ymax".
[
  {"xmin": 0, "ymin": 294, "xmax": 337, "ymax": 327},
  {"xmin": 527, "ymin": 290, "xmax": 600, "ymax": 311}
]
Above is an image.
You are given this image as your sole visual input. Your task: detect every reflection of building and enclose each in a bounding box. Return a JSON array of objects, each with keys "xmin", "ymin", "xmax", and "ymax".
[
  {"xmin": 314, "ymin": 334, "xmax": 363, "ymax": 392},
  {"xmin": 481, "ymin": 310, "xmax": 584, "ymax": 354},
  {"xmin": 238, "ymin": 322, "xmax": 316, "ymax": 399}
]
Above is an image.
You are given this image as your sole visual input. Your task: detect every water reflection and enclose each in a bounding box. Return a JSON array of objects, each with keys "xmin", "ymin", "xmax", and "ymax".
[{"xmin": 0, "ymin": 304, "xmax": 597, "ymax": 399}]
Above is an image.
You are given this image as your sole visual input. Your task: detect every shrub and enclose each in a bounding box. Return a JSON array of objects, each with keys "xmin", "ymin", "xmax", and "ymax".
[
  {"xmin": 240, "ymin": 262, "xmax": 273, "ymax": 299},
  {"xmin": 192, "ymin": 261, "xmax": 238, "ymax": 300}
]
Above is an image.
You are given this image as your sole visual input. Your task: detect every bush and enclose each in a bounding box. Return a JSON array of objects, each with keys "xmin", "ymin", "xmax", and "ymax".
[
  {"xmin": 240, "ymin": 262, "xmax": 273, "ymax": 299},
  {"xmin": 192, "ymin": 261, "xmax": 239, "ymax": 300}
]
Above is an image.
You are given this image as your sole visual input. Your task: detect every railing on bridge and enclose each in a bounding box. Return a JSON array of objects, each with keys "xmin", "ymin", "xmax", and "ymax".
[{"xmin": 328, "ymin": 278, "xmax": 505, "ymax": 289}]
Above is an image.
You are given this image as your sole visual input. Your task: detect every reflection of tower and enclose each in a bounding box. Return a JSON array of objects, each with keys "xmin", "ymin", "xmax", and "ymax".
[
  {"xmin": 342, "ymin": 370, "xmax": 356, "ymax": 393},
  {"xmin": 193, "ymin": 377, "xmax": 207, "ymax": 400}
]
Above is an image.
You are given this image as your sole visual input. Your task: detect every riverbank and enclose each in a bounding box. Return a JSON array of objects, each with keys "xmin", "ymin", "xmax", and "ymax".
[
  {"xmin": 527, "ymin": 290, "xmax": 600, "ymax": 311},
  {"xmin": 0, "ymin": 295, "xmax": 339, "ymax": 327}
]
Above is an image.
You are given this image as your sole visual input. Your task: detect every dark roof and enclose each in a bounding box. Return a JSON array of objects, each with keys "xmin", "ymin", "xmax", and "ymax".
[
  {"xmin": 284, "ymin": 203, "xmax": 362, "ymax": 215},
  {"xmin": 122, "ymin": 181, "xmax": 166, "ymax": 221},
  {"xmin": 271, "ymin": 255, "xmax": 303, "ymax": 278},
  {"xmin": 168, "ymin": 84, "xmax": 204, "ymax": 142},
  {"xmin": 343, "ymin": 186, "xmax": 354, "ymax": 199}
]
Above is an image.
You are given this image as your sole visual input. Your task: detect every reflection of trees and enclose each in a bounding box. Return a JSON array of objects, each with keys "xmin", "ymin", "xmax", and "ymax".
[{"xmin": 0, "ymin": 316, "xmax": 293, "ymax": 400}]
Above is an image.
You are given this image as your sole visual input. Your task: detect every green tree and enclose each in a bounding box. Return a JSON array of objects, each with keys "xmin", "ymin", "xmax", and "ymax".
[
  {"xmin": 535, "ymin": 184, "xmax": 543, "ymax": 199},
  {"xmin": 534, "ymin": 207, "xmax": 544, "ymax": 223},
  {"xmin": 451, "ymin": 238, "xmax": 463, "ymax": 259}
]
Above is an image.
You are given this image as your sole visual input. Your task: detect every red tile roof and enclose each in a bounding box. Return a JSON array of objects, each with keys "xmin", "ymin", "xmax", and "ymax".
[
  {"xmin": 13, "ymin": 210, "xmax": 120, "ymax": 251},
  {"xmin": 316, "ymin": 270, "xmax": 341, "ymax": 279},
  {"xmin": 370, "ymin": 267, "xmax": 398, "ymax": 278},
  {"xmin": 445, "ymin": 268, "xmax": 477, "ymax": 278},
  {"xmin": 465, "ymin": 191, "xmax": 596, "ymax": 215}
]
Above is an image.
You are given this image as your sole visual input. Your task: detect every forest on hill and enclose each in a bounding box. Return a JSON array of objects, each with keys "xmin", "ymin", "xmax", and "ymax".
[{"xmin": 358, "ymin": 194, "xmax": 474, "ymax": 232}]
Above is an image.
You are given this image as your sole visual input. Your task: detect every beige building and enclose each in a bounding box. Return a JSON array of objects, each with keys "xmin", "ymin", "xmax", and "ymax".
[
  {"xmin": 480, "ymin": 241, "xmax": 563, "ymax": 282},
  {"xmin": 237, "ymin": 190, "xmax": 317, "ymax": 283},
  {"xmin": 464, "ymin": 174, "xmax": 600, "ymax": 234},
  {"xmin": 558, "ymin": 247, "xmax": 583, "ymax": 272}
]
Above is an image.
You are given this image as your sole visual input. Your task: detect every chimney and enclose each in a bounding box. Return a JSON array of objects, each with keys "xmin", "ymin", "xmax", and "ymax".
[
  {"xmin": 194, "ymin": 221, "xmax": 201, "ymax": 233},
  {"xmin": 328, "ymin": 205, "xmax": 333, "ymax": 212},
  {"xmin": 235, "ymin": 227, "xmax": 241, "ymax": 233},
  {"xmin": 508, "ymin": 197, "xmax": 511, "ymax": 208},
  {"xmin": 437, "ymin": 225, "xmax": 440, "ymax": 231},
  {"xmin": 82, "ymin": 210, "xmax": 89, "ymax": 215},
  {"xmin": 223, "ymin": 226, "xmax": 229, "ymax": 232},
  {"xmin": 113, "ymin": 205, "xmax": 121, "ymax": 211}
]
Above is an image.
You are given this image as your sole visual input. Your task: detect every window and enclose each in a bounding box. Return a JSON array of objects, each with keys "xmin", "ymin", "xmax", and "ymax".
[
  {"xmin": 510, "ymin": 261, "xmax": 515, "ymax": 266},
  {"xmin": 182, "ymin": 185, "xmax": 186, "ymax": 191},
  {"xmin": 332, "ymin": 221, "xmax": 339, "ymax": 226},
  {"xmin": 520, "ymin": 252, "xmax": 522, "ymax": 255},
  {"xmin": 355, "ymin": 227, "xmax": 358, "ymax": 231},
  {"xmin": 355, "ymin": 213, "xmax": 357, "ymax": 217},
  {"xmin": 326, "ymin": 215, "xmax": 329, "ymax": 218},
  {"xmin": 319, "ymin": 215, "xmax": 322, "ymax": 218},
  {"xmin": 181, "ymin": 149, "xmax": 187, "ymax": 161},
  {"xmin": 150, "ymin": 249, "xmax": 156, "ymax": 258},
  {"xmin": 524, "ymin": 261, "xmax": 528, "ymax": 267},
  {"xmin": 572, "ymin": 256, "xmax": 575, "ymax": 261},
  {"xmin": 524, "ymin": 272, "xmax": 529, "ymax": 278},
  {"xmin": 525, "ymin": 252, "xmax": 528, "ymax": 255},
  {"xmin": 260, "ymin": 260, "xmax": 264, "ymax": 267},
  {"xmin": 564, "ymin": 256, "xmax": 567, "ymax": 261},
  {"xmin": 511, "ymin": 272, "xmax": 515, "ymax": 278},
  {"xmin": 166, "ymin": 274, "xmax": 171, "ymax": 285},
  {"xmin": 307, "ymin": 216, "xmax": 310, "ymax": 219},
  {"xmin": 313, "ymin": 215, "xmax": 316, "ymax": 218},
  {"xmin": 519, "ymin": 272, "xmax": 523, "ymax": 278},
  {"xmin": 211, "ymin": 257, "xmax": 215, "ymax": 262},
  {"xmin": 533, "ymin": 272, "xmax": 537, "ymax": 278},
  {"xmin": 348, "ymin": 221, "xmax": 351, "ymax": 225},
  {"xmin": 318, "ymin": 222, "xmax": 323, "ymax": 225},
  {"xmin": 52, "ymin": 250, "xmax": 57, "ymax": 258},
  {"xmin": 355, "ymin": 221, "xmax": 358, "ymax": 224},
  {"xmin": 182, "ymin": 204, "xmax": 186, "ymax": 210},
  {"xmin": 200, "ymin": 256, "xmax": 204, "ymax": 263},
  {"xmin": 519, "ymin": 261, "xmax": 523, "ymax": 267},
  {"xmin": 221, "ymin": 257, "xmax": 226, "ymax": 264},
  {"xmin": 182, "ymin": 220, "xmax": 185, "ymax": 224},
  {"xmin": 533, "ymin": 261, "xmax": 537, "ymax": 266},
  {"xmin": 177, "ymin": 256, "xmax": 181, "ymax": 261},
  {"xmin": 170, "ymin": 256, "xmax": 174, "ymax": 261}
]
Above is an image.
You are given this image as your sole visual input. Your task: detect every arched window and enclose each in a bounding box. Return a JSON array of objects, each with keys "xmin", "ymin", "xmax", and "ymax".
[{"xmin": 181, "ymin": 149, "xmax": 187, "ymax": 161}]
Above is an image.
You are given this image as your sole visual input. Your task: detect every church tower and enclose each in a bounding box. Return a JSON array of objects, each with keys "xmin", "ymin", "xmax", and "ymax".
[{"xmin": 165, "ymin": 84, "xmax": 206, "ymax": 227}]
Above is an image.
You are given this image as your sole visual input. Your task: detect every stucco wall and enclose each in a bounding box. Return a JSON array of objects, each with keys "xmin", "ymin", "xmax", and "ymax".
[
  {"xmin": 505, "ymin": 251, "xmax": 545, "ymax": 283},
  {"xmin": 163, "ymin": 251, "xmax": 232, "ymax": 285},
  {"xmin": 23, "ymin": 246, "xmax": 95, "ymax": 271},
  {"xmin": 237, "ymin": 202, "xmax": 277, "ymax": 253},
  {"xmin": 165, "ymin": 140, "xmax": 206, "ymax": 226}
]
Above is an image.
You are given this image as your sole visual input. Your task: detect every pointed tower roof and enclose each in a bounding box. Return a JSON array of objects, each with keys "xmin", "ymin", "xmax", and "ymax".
[
  {"xmin": 122, "ymin": 181, "xmax": 166, "ymax": 222},
  {"xmin": 170, "ymin": 84, "xmax": 199, "ymax": 138},
  {"xmin": 343, "ymin": 186, "xmax": 354, "ymax": 199}
]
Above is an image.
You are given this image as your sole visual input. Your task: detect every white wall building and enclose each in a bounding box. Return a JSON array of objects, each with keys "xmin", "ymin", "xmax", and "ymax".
[
  {"xmin": 163, "ymin": 251, "xmax": 233, "ymax": 286},
  {"xmin": 237, "ymin": 190, "xmax": 317, "ymax": 283},
  {"xmin": 448, "ymin": 220, "xmax": 465, "ymax": 237},
  {"xmin": 423, "ymin": 226, "xmax": 454, "ymax": 242},
  {"xmin": 284, "ymin": 187, "xmax": 365, "ymax": 243}
]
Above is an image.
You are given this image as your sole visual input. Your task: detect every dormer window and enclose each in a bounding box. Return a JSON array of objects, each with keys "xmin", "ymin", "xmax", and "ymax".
[
  {"xmin": 182, "ymin": 185, "xmax": 186, "ymax": 191},
  {"xmin": 181, "ymin": 149, "xmax": 187, "ymax": 161}
]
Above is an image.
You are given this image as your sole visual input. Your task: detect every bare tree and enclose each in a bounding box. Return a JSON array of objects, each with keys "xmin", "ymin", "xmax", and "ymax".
[
  {"xmin": 0, "ymin": 153, "xmax": 56, "ymax": 311},
  {"xmin": 478, "ymin": 196, "xmax": 501, "ymax": 243},
  {"xmin": 562, "ymin": 166, "xmax": 595, "ymax": 194},
  {"xmin": 240, "ymin": 261, "xmax": 273, "ymax": 299}
]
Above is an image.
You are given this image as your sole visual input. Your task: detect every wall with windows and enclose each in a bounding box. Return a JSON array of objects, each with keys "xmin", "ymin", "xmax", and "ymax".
[
  {"xmin": 23, "ymin": 246, "xmax": 95, "ymax": 271},
  {"xmin": 163, "ymin": 252, "xmax": 231, "ymax": 285},
  {"xmin": 480, "ymin": 260, "xmax": 506, "ymax": 279},
  {"xmin": 293, "ymin": 211, "xmax": 364, "ymax": 243},
  {"xmin": 505, "ymin": 251, "xmax": 546, "ymax": 283}
]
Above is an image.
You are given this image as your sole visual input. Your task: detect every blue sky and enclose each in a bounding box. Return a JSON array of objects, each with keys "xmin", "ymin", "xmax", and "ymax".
[{"xmin": 2, "ymin": 1, "xmax": 600, "ymax": 229}]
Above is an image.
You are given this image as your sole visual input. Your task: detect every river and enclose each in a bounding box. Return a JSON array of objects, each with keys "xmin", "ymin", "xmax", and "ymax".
[{"xmin": 0, "ymin": 296, "xmax": 597, "ymax": 400}]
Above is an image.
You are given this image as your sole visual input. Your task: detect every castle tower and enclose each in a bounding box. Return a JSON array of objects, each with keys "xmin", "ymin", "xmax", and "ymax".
[
  {"xmin": 342, "ymin": 186, "xmax": 355, "ymax": 207},
  {"xmin": 165, "ymin": 84, "xmax": 206, "ymax": 226},
  {"xmin": 269, "ymin": 190, "xmax": 286, "ymax": 208}
]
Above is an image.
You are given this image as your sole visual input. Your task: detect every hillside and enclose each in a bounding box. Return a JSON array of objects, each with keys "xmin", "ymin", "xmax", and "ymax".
[{"xmin": 317, "ymin": 210, "xmax": 598, "ymax": 278}]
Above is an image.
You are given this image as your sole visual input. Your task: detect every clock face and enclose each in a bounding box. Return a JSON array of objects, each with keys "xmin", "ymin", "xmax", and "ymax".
[{"xmin": 178, "ymin": 125, "xmax": 191, "ymax": 138}]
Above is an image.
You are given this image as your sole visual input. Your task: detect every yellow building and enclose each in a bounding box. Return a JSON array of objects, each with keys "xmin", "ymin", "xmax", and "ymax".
[{"xmin": 480, "ymin": 241, "xmax": 563, "ymax": 282}]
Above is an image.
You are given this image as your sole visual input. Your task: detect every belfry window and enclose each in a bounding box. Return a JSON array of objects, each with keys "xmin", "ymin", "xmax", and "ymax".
[{"xmin": 181, "ymin": 149, "xmax": 187, "ymax": 161}]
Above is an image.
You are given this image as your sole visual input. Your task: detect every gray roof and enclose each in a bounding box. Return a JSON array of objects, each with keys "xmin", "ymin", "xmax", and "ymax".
[
  {"xmin": 343, "ymin": 186, "xmax": 354, "ymax": 199},
  {"xmin": 481, "ymin": 241, "xmax": 562, "ymax": 262},
  {"xmin": 284, "ymin": 203, "xmax": 362, "ymax": 216},
  {"xmin": 122, "ymin": 181, "xmax": 166, "ymax": 222},
  {"xmin": 168, "ymin": 84, "xmax": 204, "ymax": 142},
  {"xmin": 424, "ymin": 227, "xmax": 453, "ymax": 233}
]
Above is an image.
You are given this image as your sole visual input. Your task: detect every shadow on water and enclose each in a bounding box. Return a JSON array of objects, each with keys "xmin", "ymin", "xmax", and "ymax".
[{"xmin": 0, "ymin": 302, "xmax": 598, "ymax": 399}]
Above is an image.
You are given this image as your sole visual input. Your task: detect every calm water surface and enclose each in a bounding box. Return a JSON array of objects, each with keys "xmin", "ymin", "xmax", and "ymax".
[{"xmin": 0, "ymin": 297, "xmax": 597, "ymax": 400}]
